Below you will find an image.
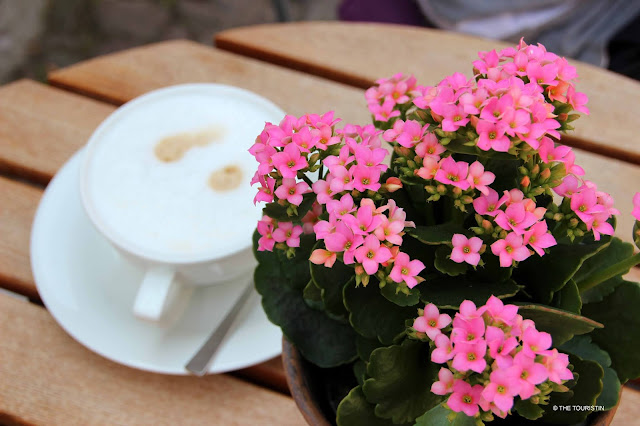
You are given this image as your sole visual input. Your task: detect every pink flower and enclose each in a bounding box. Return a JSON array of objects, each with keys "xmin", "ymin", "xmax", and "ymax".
[
  {"xmin": 310, "ymin": 123, "xmax": 340, "ymax": 150},
  {"xmin": 384, "ymin": 177, "xmax": 403, "ymax": 193},
  {"xmin": 431, "ymin": 334, "xmax": 455, "ymax": 363},
  {"xmin": 476, "ymin": 119, "xmax": 510, "ymax": 152},
  {"xmin": 522, "ymin": 327, "xmax": 552, "ymax": 357},
  {"xmin": 271, "ymin": 143, "xmax": 308, "ymax": 178},
  {"xmin": 473, "ymin": 188, "xmax": 505, "ymax": 217},
  {"xmin": 448, "ymin": 380, "xmax": 484, "ymax": 417},
  {"xmin": 491, "ymin": 233, "xmax": 531, "ymax": 267},
  {"xmin": 434, "ymin": 156, "xmax": 470, "ymax": 190},
  {"xmin": 272, "ymin": 222, "xmax": 303, "ymax": 247},
  {"xmin": 323, "ymin": 145, "xmax": 354, "ymax": 170},
  {"xmin": 257, "ymin": 217, "xmax": 276, "ymax": 251},
  {"xmin": 511, "ymin": 352, "xmax": 549, "ymax": 399},
  {"xmin": 313, "ymin": 218, "xmax": 336, "ymax": 239},
  {"xmin": 351, "ymin": 165, "xmax": 381, "ymax": 192},
  {"xmin": 373, "ymin": 216, "xmax": 405, "ymax": 245},
  {"xmin": 415, "ymin": 156, "xmax": 440, "ymax": 180},
  {"xmin": 354, "ymin": 145, "xmax": 388, "ymax": 172},
  {"xmin": 354, "ymin": 234, "xmax": 392, "ymax": 275},
  {"xmin": 301, "ymin": 202, "xmax": 322, "ymax": 234},
  {"xmin": 587, "ymin": 212, "xmax": 615, "ymax": 241},
  {"xmin": 253, "ymin": 176, "xmax": 276, "ymax": 204},
  {"xmin": 452, "ymin": 341, "xmax": 487, "ymax": 373},
  {"xmin": 495, "ymin": 202, "xmax": 538, "ymax": 235},
  {"xmin": 415, "ymin": 133, "xmax": 445, "ymax": 159},
  {"xmin": 632, "ymin": 192, "xmax": 640, "ymax": 221},
  {"xmin": 274, "ymin": 178, "xmax": 310, "ymax": 206},
  {"xmin": 324, "ymin": 222, "xmax": 363, "ymax": 264},
  {"xmin": 482, "ymin": 369, "xmax": 521, "ymax": 412},
  {"xmin": 343, "ymin": 205, "xmax": 383, "ymax": 236},
  {"xmin": 523, "ymin": 221, "xmax": 557, "ymax": 256},
  {"xmin": 431, "ymin": 368, "xmax": 455, "ymax": 396},
  {"xmin": 553, "ymin": 174, "xmax": 581, "ymax": 197},
  {"xmin": 326, "ymin": 193, "xmax": 356, "ymax": 218},
  {"xmin": 542, "ymin": 349, "xmax": 573, "ymax": 384},
  {"xmin": 309, "ymin": 249, "xmax": 337, "ymax": 268},
  {"xmin": 329, "ymin": 165, "xmax": 355, "ymax": 193},
  {"xmin": 466, "ymin": 162, "xmax": 495, "ymax": 195},
  {"xmin": 369, "ymin": 98, "xmax": 401, "ymax": 122},
  {"xmin": 394, "ymin": 120, "xmax": 430, "ymax": 148},
  {"xmin": 450, "ymin": 234, "xmax": 483, "ymax": 266},
  {"xmin": 571, "ymin": 187, "xmax": 605, "ymax": 224},
  {"xmin": 486, "ymin": 326, "xmax": 518, "ymax": 365},
  {"xmin": 312, "ymin": 178, "xmax": 333, "ymax": 204},
  {"xmin": 567, "ymin": 85, "xmax": 589, "ymax": 115},
  {"xmin": 458, "ymin": 300, "xmax": 485, "ymax": 320},
  {"xmin": 413, "ymin": 303, "xmax": 451, "ymax": 339},
  {"xmin": 441, "ymin": 104, "xmax": 470, "ymax": 132},
  {"xmin": 292, "ymin": 126, "xmax": 316, "ymax": 152},
  {"xmin": 484, "ymin": 296, "xmax": 519, "ymax": 327}
]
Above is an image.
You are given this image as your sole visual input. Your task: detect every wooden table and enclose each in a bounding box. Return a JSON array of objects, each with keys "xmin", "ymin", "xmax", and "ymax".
[{"xmin": 1, "ymin": 21, "xmax": 639, "ymax": 425}]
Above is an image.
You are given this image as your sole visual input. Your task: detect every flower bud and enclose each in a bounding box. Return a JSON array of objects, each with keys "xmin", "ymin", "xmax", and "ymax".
[
  {"xmin": 425, "ymin": 185, "xmax": 437, "ymax": 194},
  {"xmin": 309, "ymin": 152, "xmax": 320, "ymax": 165},
  {"xmin": 530, "ymin": 164, "xmax": 541, "ymax": 178},
  {"xmin": 518, "ymin": 166, "xmax": 529, "ymax": 176},
  {"xmin": 540, "ymin": 168, "xmax": 552, "ymax": 180},
  {"xmin": 569, "ymin": 218, "xmax": 579, "ymax": 228},
  {"xmin": 394, "ymin": 145, "xmax": 411, "ymax": 158},
  {"xmin": 436, "ymin": 184, "xmax": 446, "ymax": 194},
  {"xmin": 553, "ymin": 213, "xmax": 564, "ymax": 221},
  {"xmin": 482, "ymin": 220, "xmax": 493, "ymax": 231},
  {"xmin": 461, "ymin": 195, "xmax": 474, "ymax": 204},
  {"xmin": 384, "ymin": 177, "xmax": 403, "ymax": 193},
  {"xmin": 520, "ymin": 176, "xmax": 531, "ymax": 188},
  {"xmin": 452, "ymin": 187, "xmax": 462, "ymax": 196}
]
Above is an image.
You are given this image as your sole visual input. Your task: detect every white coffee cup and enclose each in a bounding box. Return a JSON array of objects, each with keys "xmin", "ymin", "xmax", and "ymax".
[{"xmin": 80, "ymin": 83, "xmax": 285, "ymax": 323}]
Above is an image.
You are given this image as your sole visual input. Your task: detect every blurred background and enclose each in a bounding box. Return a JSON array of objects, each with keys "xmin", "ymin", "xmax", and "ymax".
[{"xmin": 1, "ymin": 0, "xmax": 639, "ymax": 85}]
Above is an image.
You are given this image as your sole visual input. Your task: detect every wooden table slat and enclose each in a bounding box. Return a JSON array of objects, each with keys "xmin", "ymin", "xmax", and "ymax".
[
  {"xmin": 0, "ymin": 80, "xmax": 115, "ymax": 185},
  {"xmin": 0, "ymin": 292, "xmax": 303, "ymax": 425},
  {"xmin": 215, "ymin": 22, "xmax": 640, "ymax": 165}
]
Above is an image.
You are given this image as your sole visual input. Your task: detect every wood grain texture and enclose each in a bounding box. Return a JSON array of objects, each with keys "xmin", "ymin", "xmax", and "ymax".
[
  {"xmin": 0, "ymin": 80, "xmax": 115, "ymax": 185},
  {"xmin": 215, "ymin": 22, "xmax": 640, "ymax": 164},
  {"xmin": 0, "ymin": 176, "xmax": 41, "ymax": 300},
  {"xmin": 0, "ymin": 292, "xmax": 304, "ymax": 426},
  {"xmin": 48, "ymin": 40, "xmax": 368, "ymax": 124},
  {"xmin": 612, "ymin": 387, "xmax": 640, "ymax": 426},
  {"xmin": 233, "ymin": 356, "xmax": 290, "ymax": 395}
]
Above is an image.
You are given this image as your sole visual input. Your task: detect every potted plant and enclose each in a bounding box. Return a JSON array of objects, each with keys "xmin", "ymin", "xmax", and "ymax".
[{"xmin": 249, "ymin": 39, "xmax": 640, "ymax": 426}]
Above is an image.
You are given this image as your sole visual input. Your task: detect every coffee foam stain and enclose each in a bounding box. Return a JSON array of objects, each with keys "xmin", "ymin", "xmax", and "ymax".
[
  {"xmin": 208, "ymin": 164, "xmax": 243, "ymax": 192},
  {"xmin": 154, "ymin": 126, "xmax": 225, "ymax": 162}
]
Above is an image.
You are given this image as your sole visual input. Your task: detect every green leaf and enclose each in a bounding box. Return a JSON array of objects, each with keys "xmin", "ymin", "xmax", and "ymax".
[
  {"xmin": 517, "ymin": 304, "xmax": 603, "ymax": 346},
  {"xmin": 344, "ymin": 277, "xmax": 416, "ymax": 345},
  {"xmin": 363, "ymin": 340, "xmax": 442, "ymax": 424},
  {"xmin": 560, "ymin": 335, "xmax": 621, "ymax": 409},
  {"xmin": 582, "ymin": 281, "xmax": 640, "ymax": 382},
  {"xmin": 513, "ymin": 399, "xmax": 544, "ymax": 421},
  {"xmin": 434, "ymin": 245, "xmax": 468, "ymax": 277},
  {"xmin": 357, "ymin": 335, "xmax": 385, "ymax": 362},
  {"xmin": 380, "ymin": 280, "xmax": 422, "ymax": 307},
  {"xmin": 310, "ymin": 246, "xmax": 353, "ymax": 321},
  {"xmin": 550, "ymin": 279, "xmax": 581, "ymax": 314},
  {"xmin": 253, "ymin": 232, "xmax": 357, "ymax": 367},
  {"xmin": 408, "ymin": 223, "xmax": 470, "ymax": 245},
  {"xmin": 413, "ymin": 404, "xmax": 476, "ymax": 426},
  {"xmin": 542, "ymin": 356, "xmax": 604, "ymax": 424},
  {"xmin": 262, "ymin": 192, "xmax": 316, "ymax": 221},
  {"xmin": 302, "ymin": 280, "xmax": 324, "ymax": 311},
  {"xmin": 338, "ymin": 386, "xmax": 402, "ymax": 426},
  {"xmin": 420, "ymin": 276, "xmax": 521, "ymax": 309},
  {"xmin": 354, "ymin": 360, "xmax": 368, "ymax": 387},
  {"xmin": 575, "ymin": 237, "xmax": 635, "ymax": 303},
  {"xmin": 514, "ymin": 239, "xmax": 610, "ymax": 304}
]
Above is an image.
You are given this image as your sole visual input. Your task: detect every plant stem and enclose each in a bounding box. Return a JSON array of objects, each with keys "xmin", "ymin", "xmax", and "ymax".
[
  {"xmin": 578, "ymin": 252, "xmax": 640, "ymax": 293},
  {"xmin": 298, "ymin": 172, "xmax": 314, "ymax": 187}
]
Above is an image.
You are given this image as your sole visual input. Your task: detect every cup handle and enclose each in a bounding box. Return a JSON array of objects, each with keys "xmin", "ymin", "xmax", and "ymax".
[{"xmin": 133, "ymin": 266, "xmax": 180, "ymax": 322}]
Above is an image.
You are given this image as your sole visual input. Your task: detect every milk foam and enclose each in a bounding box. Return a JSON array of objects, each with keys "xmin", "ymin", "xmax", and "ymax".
[{"xmin": 84, "ymin": 86, "xmax": 280, "ymax": 260}]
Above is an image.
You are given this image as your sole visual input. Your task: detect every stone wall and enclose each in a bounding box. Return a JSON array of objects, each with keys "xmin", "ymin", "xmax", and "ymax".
[{"xmin": 1, "ymin": 0, "xmax": 339, "ymax": 83}]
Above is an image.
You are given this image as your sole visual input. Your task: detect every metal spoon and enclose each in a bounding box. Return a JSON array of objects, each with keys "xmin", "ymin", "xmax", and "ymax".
[{"xmin": 185, "ymin": 283, "xmax": 254, "ymax": 376}]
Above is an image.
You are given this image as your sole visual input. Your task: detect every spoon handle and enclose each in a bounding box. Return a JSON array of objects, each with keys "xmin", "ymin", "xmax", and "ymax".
[{"xmin": 185, "ymin": 283, "xmax": 254, "ymax": 376}]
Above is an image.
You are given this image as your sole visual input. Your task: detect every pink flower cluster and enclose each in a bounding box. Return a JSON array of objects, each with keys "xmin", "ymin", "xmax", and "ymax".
[
  {"xmin": 365, "ymin": 73, "xmax": 418, "ymax": 122},
  {"xmin": 311, "ymin": 197, "xmax": 426, "ymax": 288},
  {"xmin": 554, "ymin": 175, "xmax": 619, "ymax": 240},
  {"xmin": 413, "ymin": 297, "xmax": 573, "ymax": 419},
  {"xmin": 467, "ymin": 188, "xmax": 556, "ymax": 267},
  {"xmin": 250, "ymin": 112, "xmax": 340, "ymax": 207}
]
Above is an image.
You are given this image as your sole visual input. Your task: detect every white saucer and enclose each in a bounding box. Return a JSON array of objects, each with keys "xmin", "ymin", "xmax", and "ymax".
[{"xmin": 30, "ymin": 149, "xmax": 282, "ymax": 375}]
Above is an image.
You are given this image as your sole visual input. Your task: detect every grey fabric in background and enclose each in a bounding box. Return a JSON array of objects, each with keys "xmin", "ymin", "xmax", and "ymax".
[{"xmin": 417, "ymin": 0, "xmax": 640, "ymax": 67}]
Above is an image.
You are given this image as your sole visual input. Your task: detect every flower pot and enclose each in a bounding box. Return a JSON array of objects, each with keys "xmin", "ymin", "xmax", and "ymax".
[{"xmin": 283, "ymin": 338, "xmax": 620, "ymax": 426}]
